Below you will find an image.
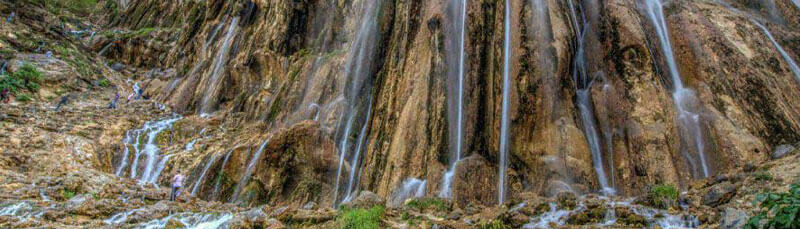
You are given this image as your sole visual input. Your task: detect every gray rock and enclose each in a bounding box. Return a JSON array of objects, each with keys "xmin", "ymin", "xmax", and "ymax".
[
  {"xmin": 302, "ymin": 201, "xmax": 317, "ymax": 210},
  {"xmin": 111, "ymin": 62, "xmax": 126, "ymax": 71},
  {"xmin": 342, "ymin": 191, "xmax": 383, "ymax": 209},
  {"xmin": 772, "ymin": 144, "xmax": 795, "ymax": 159},
  {"xmin": 702, "ymin": 182, "xmax": 737, "ymax": 207},
  {"xmin": 720, "ymin": 208, "xmax": 748, "ymax": 229}
]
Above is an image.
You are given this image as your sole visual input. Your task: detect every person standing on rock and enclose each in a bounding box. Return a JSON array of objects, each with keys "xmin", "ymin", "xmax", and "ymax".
[
  {"xmin": 1, "ymin": 88, "xmax": 10, "ymax": 104},
  {"xmin": 55, "ymin": 95, "xmax": 69, "ymax": 111},
  {"xmin": 171, "ymin": 173, "xmax": 186, "ymax": 201}
]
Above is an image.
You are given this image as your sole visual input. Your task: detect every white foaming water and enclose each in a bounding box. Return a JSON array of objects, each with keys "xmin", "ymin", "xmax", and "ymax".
[
  {"xmin": 199, "ymin": 17, "xmax": 239, "ymax": 114},
  {"xmin": 523, "ymin": 198, "xmax": 699, "ymax": 228},
  {"xmin": 643, "ymin": 0, "xmax": 710, "ymax": 178},
  {"xmin": 567, "ymin": 0, "xmax": 615, "ymax": 193},
  {"xmin": 116, "ymin": 131, "xmax": 132, "ymax": 176},
  {"xmin": 751, "ymin": 21, "xmax": 800, "ymax": 83},
  {"xmin": 391, "ymin": 178, "xmax": 427, "ymax": 206},
  {"xmin": 134, "ymin": 213, "xmax": 233, "ymax": 229},
  {"xmin": 231, "ymin": 139, "xmax": 269, "ymax": 202},
  {"xmin": 332, "ymin": 0, "xmax": 382, "ymax": 206},
  {"xmin": 212, "ymin": 150, "xmax": 234, "ymax": 200},
  {"xmin": 498, "ymin": 0, "xmax": 512, "ymax": 205},
  {"xmin": 192, "ymin": 153, "xmax": 219, "ymax": 196},
  {"xmin": 441, "ymin": 0, "xmax": 468, "ymax": 199},
  {"xmin": 105, "ymin": 208, "xmax": 143, "ymax": 225},
  {"xmin": 116, "ymin": 116, "xmax": 181, "ymax": 184}
]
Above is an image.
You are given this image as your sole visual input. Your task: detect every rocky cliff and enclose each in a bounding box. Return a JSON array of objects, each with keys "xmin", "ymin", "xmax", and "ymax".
[{"xmin": 2, "ymin": 0, "xmax": 800, "ymax": 228}]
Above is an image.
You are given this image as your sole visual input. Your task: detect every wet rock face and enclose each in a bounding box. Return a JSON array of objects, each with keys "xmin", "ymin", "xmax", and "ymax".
[{"xmin": 99, "ymin": 0, "xmax": 800, "ymax": 207}]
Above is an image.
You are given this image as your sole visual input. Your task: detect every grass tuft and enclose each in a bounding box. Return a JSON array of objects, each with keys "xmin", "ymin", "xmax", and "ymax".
[{"xmin": 337, "ymin": 205, "xmax": 385, "ymax": 229}]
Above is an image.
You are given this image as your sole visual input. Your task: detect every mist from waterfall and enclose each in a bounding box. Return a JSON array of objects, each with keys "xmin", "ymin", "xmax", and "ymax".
[
  {"xmin": 643, "ymin": 0, "xmax": 710, "ymax": 178},
  {"xmin": 441, "ymin": 0, "xmax": 468, "ymax": 199},
  {"xmin": 498, "ymin": 0, "xmax": 512, "ymax": 205},
  {"xmin": 332, "ymin": 0, "xmax": 383, "ymax": 206},
  {"xmin": 567, "ymin": 0, "xmax": 615, "ymax": 194}
]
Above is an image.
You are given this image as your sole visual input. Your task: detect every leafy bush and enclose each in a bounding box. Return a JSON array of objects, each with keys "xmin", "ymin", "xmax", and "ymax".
[
  {"xmin": 745, "ymin": 183, "xmax": 800, "ymax": 229},
  {"xmin": 405, "ymin": 198, "xmax": 449, "ymax": 212},
  {"xmin": 647, "ymin": 184, "xmax": 679, "ymax": 209},
  {"xmin": 337, "ymin": 205, "xmax": 385, "ymax": 229},
  {"xmin": 478, "ymin": 220, "xmax": 512, "ymax": 229},
  {"xmin": 754, "ymin": 171, "xmax": 773, "ymax": 181},
  {"xmin": 11, "ymin": 63, "xmax": 44, "ymax": 92},
  {"xmin": 98, "ymin": 78, "xmax": 110, "ymax": 87},
  {"xmin": 16, "ymin": 93, "xmax": 32, "ymax": 102},
  {"xmin": 0, "ymin": 74, "xmax": 23, "ymax": 93},
  {"xmin": 61, "ymin": 189, "xmax": 76, "ymax": 200}
]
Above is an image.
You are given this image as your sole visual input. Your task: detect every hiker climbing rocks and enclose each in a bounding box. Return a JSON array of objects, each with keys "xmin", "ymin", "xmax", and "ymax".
[
  {"xmin": 171, "ymin": 173, "xmax": 185, "ymax": 201},
  {"xmin": 55, "ymin": 95, "xmax": 69, "ymax": 111}
]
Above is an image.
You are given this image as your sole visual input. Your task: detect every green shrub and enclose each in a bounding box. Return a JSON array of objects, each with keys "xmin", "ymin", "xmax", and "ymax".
[
  {"xmin": 478, "ymin": 220, "xmax": 512, "ymax": 229},
  {"xmin": 745, "ymin": 183, "xmax": 800, "ymax": 229},
  {"xmin": 61, "ymin": 189, "xmax": 76, "ymax": 200},
  {"xmin": 337, "ymin": 205, "xmax": 385, "ymax": 229},
  {"xmin": 13, "ymin": 63, "xmax": 44, "ymax": 92},
  {"xmin": 754, "ymin": 171, "xmax": 773, "ymax": 181},
  {"xmin": 16, "ymin": 93, "xmax": 32, "ymax": 102},
  {"xmin": 405, "ymin": 198, "xmax": 449, "ymax": 212},
  {"xmin": 98, "ymin": 78, "xmax": 110, "ymax": 87},
  {"xmin": 0, "ymin": 74, "xmax": 23, "ymax": 93},
  {"xmin": 649, "ymin": 184, "xmax": 679, "ymax": 209}
]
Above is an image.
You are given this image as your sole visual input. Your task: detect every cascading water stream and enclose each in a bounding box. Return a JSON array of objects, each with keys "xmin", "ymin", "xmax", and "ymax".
[
  {"xmin": 115, "ymin": 116, "xmax": 181, "ymax": 184},
  {"xmin": 342, "ymin": 98, "xmax": 374, "ymax": 203},
  {"xmin": 231, "ymin": 139, "xmax": 269, "ymax": 202},
  {"xmin": 212, "ymin": 150, "xmax": 234, "ymax": 200},
  {"xmin": 199, "ymin": 17, "xmax": 239, "ymax": 114},
  {"xmin": 567, "ymin": 0, "xmax": 614, "ymax": 194},
  {"xmin": 498, "ymin": 0, "xmax": 512, "ymax": 205},
  {"xmin": 643, "ymin": 0, "xmax": 710, "ymax": 178},
  {"xmin": 191, "ymin": 153, "xmax": 219, "ymax": 196},
  {"xmin": 332, "ymin": 0, "xmax": 382, "ymax": 206},
  {"xmin": 440, "ymin": 0, "xmax": 468, "ymax": 199},
  {"xmin": 751, "ymin": 21, "xmax": 800, "ymax": 82},
  {"xmin": 793, "ymin": 0, "xmax": 800, "ymax": 9}
]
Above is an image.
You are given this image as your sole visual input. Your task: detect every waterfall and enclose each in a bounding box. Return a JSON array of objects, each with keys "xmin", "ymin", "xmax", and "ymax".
[
  {"xmin": 751, "ymin": 21, "xmax": 800, "ymax": 83},
  {"xmin": 212, "ymin": 150, "xmax": 234, "ymax": 200},
  {"xmin": 191, "ymin": 153, "xmax": 219, "ymax": 196},
  {"xmin": 332, "ymin": 0, "xmax": 382, "ymax": 206},
  {"xmin": 567, "ymin": 0, "xmax": 615, "ymax": 194},
  {"xmin": 199, "ymin": 17, "xmax": 239, "ymax": 114},
  {"xmin": 116, "ymin": 116, "xmax": 181, "ymax": 184},
  {"xmin": 441, "ymin": 0, "xmax": 468, "ymax": 199},
  {"xmin": 643, "ymin": 0, "xmax": 710, "ymax": 178},
  {"xmin": 498, "ymin": 0, "xmax": 512, "ymax": 205},
  {"xmin": 342, "ymin": 98, "xmax": 374, "ymax": 203},
  {"xmin": 793, "ymin": 0, "xmax": 800, "ymax": 9},
  {"xmin": 231, "ymin": 139, "xmax": 269, "ymax": 202}
]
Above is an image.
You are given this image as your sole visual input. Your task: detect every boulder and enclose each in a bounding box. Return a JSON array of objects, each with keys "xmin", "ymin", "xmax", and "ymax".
[
  {"xmin": 702, "ymin": 182, "xmax": 737, "ymax": 207},
  {"xmin": 719, "ymin": 208, "xmax": 748, "ymax": 229},
  {"xmin": 771, "ymin": 144, "xmax": 795, "ymax": 160}
]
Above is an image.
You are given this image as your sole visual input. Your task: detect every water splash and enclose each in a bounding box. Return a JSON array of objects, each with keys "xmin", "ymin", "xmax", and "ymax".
[
  {"xmin": 643, "ymin": 0, "xmax": 710, "ymax": 178},
  {"xmin": 567, "ymin": 0, "xmax": 615, "ymax": 194},
  {"xmin": 231, "ymin": 139, "xmax": 270, "ymax": 202},
  {"xmin": 134, "ymin": 212, "xmax": 233, "ymax": 229},
  {"xmin": 390, "ymin": 178, "xmax": 427, "ymax": 206},
  {"xmin": 199, "ymin": 17, "xmax": 239, "ymax": 114},
  {"xmin": 498, "ymin": 0, "xmax": 513, "ymax": 205},
  {"xmin": 441, "ymin": 0, "xmax": 468, "ymax": 199}
]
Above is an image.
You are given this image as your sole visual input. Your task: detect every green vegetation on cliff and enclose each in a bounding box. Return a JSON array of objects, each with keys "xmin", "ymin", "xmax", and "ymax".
[
  {"xmin": 337, "ymin": 205, "xmax": 385, "ymax": 229},
  {"xmin": 746, "ymin": 183, "xmax": 800, "ymax": 229},
  {"xmin": 0, "ymin": 63, "xmax": 43, "ymax": 93}
]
